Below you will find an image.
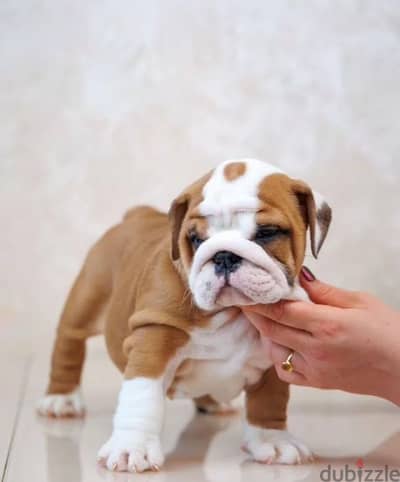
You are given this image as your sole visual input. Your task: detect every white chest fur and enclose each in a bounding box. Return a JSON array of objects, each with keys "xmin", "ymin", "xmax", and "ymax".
[{"xmin": 169, "ymin": 309, "xmax": 273, "ymax": 402}]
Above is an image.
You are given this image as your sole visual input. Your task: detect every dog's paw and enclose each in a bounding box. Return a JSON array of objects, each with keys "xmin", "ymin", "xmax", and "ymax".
[
  {"xmin": 97, "ymin": 429, "xmax": 164, "ymax": 472},
  {"xmin": 37, "ymin": 388, "xmax": 85, "ymax": 418},
  {"xmin": 242, "ymin": 426, "xmax": 313, "ymax": 465}
]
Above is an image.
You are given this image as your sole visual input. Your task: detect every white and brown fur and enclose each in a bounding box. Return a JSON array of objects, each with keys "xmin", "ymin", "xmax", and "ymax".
[{"xmin": 38, "ymin": 159, "xmax": 332, "ymax": 472}]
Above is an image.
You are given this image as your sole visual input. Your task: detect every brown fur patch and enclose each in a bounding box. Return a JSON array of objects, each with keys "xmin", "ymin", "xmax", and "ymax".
[
  {"xmin": 245, "ymin": 367, "xmax": 289, "ymax": 429},
  {"xmin": 223, "ymin": 161, "xmax": 246, "ymax": 181},
  {"xmin": 123, "ymin": 325, "xmax": 189, "ymax": 379},
  {"xmin": 257, "ymin": 174, "xmax": 310, "ymax": 277}
]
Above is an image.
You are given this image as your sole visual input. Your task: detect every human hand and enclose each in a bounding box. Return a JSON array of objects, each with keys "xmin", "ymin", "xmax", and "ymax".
[{"xmin": 242, "ymin": 267, "xmax": 400, "ymax": 405}]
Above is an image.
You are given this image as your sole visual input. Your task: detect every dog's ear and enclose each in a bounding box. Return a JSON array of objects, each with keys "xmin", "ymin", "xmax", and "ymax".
[
  {"xmin": 168, "ymin": 170, "xmax": 213, "ymax": 261},
  {"xmin": 168, "ymin": 194, "xmax": 190, "ymax": 261},
  {"xmin": 292, "ymin": 181, "xmax": 332, "ymax": 259}
]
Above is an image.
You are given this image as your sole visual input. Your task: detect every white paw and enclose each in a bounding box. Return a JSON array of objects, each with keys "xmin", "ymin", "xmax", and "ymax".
[
  {"xmin": 98, "ymin": 429, "xmax": 164, "ymax": 472},
  {"xmin": 37, "ymin": 387, "xmax": 85, "ymax": 418},
  {"xmin": 242, "ymin": 426, "xmax": 313, "ymax": 465}
]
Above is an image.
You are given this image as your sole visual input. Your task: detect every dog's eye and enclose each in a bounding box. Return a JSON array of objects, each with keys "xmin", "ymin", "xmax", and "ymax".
[
  {"xmin": 189, "ymin": 232, "xmax": 204, "ymax": 250},
  {"xmin": 254, "ymin": 225, "xmax": 289, "ymax": 243}
]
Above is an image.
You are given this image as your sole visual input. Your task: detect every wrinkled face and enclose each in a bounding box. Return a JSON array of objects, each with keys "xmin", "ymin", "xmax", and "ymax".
[{"xmin": 169, "ymin": 159, "xmax": 332, "ymax": 311}]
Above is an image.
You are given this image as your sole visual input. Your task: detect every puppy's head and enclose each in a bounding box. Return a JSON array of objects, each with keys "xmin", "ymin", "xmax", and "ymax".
[{"xmin": 169, "ymin": 159, "xmax": 332, "ymax": 311}]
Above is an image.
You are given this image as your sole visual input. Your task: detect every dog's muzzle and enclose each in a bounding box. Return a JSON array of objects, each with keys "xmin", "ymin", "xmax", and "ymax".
[{"xmin": 189, "ymin": 230, "xmax": 298, "ymax": 310}]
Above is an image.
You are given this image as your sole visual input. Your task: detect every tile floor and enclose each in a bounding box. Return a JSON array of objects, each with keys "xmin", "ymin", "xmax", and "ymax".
[{"xmin": 2, "ymin": 337, "xmax": 399, "ymax": 482}]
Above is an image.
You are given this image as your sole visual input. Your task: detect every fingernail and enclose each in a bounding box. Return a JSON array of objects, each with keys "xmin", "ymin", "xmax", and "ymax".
[{"xmin": 301, "ymin": 266, "xmax": 316, "ymax": 282}]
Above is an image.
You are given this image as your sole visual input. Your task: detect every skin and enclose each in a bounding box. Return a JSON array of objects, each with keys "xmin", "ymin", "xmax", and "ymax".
[{"xmin": 242, "ymin": 267, "xmax": 400, "ymax": 406}]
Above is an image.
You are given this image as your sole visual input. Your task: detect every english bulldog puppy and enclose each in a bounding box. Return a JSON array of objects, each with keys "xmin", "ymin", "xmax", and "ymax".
[{"xmin": 38, "ymin": 159, "xmax": 332, "ymax": 472}]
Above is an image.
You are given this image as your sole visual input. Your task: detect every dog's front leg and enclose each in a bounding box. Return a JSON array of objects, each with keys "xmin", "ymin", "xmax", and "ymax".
[
  {"xmin": 98, "ymin": 324, "xmax": 188, "ymax": 473},
  {"xmin": 243, "ymin": 367, "xmax": 313, "ymax": 465}
]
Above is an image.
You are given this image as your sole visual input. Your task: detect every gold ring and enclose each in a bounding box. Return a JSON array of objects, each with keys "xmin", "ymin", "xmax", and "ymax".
[{"xmin": 282, "ymin": 351, "xmax": 295, "ymax": 373}]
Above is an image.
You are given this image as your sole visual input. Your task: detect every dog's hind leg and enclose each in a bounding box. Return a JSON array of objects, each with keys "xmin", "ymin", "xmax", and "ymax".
[{"xmin": 37, "ymin": 247, "xmax": 110, "ymax": 418}]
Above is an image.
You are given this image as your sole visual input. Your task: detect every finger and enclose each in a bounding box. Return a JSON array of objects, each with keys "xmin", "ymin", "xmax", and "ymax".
[
  {"xmin": 245, "ymin": 310, "xmax": 311, "ymax": 351},
  {"xmin": 270, "ymin": 342, "xmax": 307, "ymax": 375},
  {"xmin": 300, "ymin": 267, "xmax": 364, "ymax": 309},
  {"xmin": 275, "ymin": 363, "xmax": 309, "ymax": 386},
  {"xmin": 244, "ymin": 300, "xmax": 342, "ymax": 334}
]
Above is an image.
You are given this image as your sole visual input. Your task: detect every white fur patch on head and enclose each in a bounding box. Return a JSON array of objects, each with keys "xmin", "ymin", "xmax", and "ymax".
[{"xmin": 199, "ymin": 159, "xmax": 283, "ymax": 224}]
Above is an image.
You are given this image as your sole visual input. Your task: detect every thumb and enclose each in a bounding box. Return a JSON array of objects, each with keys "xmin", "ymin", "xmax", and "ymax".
[{"xmin": 300, "ymin": 266, "xmax": 362, "ymax": 309}]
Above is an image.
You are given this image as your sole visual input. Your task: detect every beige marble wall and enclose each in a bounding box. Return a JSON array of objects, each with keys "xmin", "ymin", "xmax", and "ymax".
[{"xmin": 1, "ymin": 0, "xmax": 399, "ymax": 349}]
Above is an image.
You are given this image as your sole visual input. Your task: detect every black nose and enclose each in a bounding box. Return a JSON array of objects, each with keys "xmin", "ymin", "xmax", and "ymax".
[{"xmin": 213, "ymin": 251, "xmax": 242, "ymax": 276}]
